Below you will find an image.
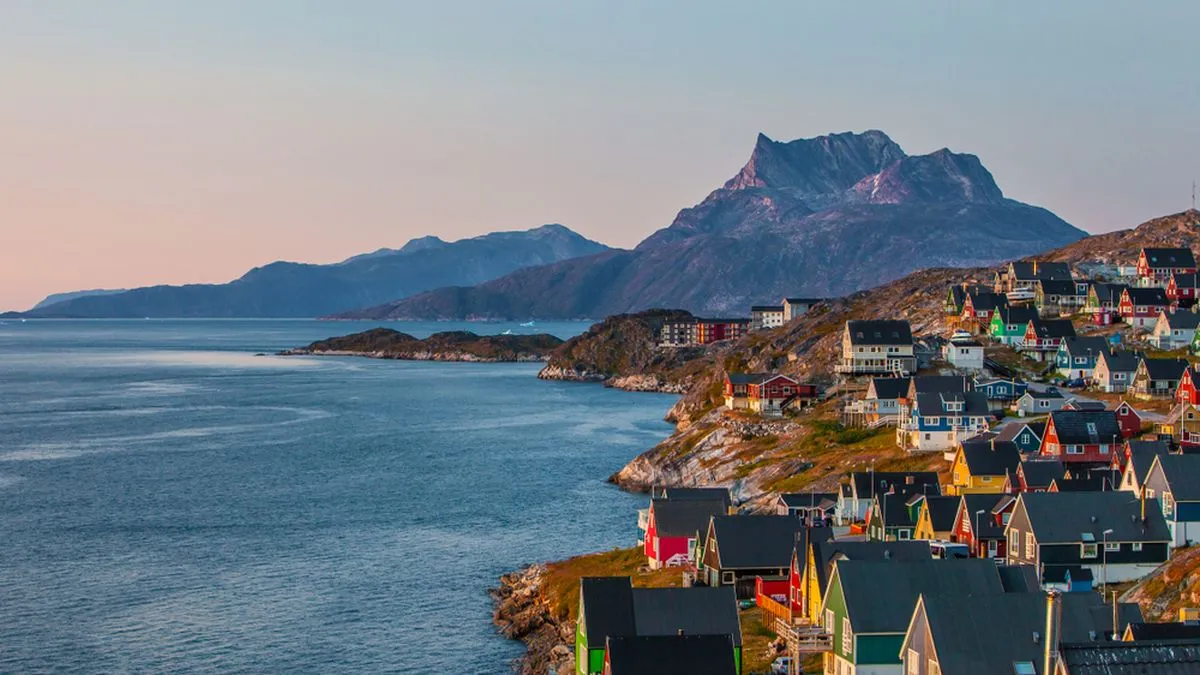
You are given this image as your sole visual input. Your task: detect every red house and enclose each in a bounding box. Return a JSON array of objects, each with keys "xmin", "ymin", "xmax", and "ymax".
[
  {"xmin": 1178, "ymin": 368, "xmax": 1200, "ymax": 406},
  {"xmin": 1112, "ymin": 400, "xmax": 1145, "ymax": 439},
  {"xmin": 1013, "ymin": 459, "xmax": 1066, "ymax": 492},
  {"xmin": 1138, "ymin": 247, "xmax": 1197, "ymax": 287},
  {"xmin": 961, "ymin": 292, "xmax": 1007, "ymax": 323},
  {"xmin": 1118, "ymin": 287, "xmax": 1170, "ymax": 329},
  {"xmin": 1039, "ymin": 410, "xmax": 1123, "ymax": 464},
  {"xmin": 1168, "ymin": 272, "xmax": 1200, "ymax": 307},
  {"xmin": 643, "ymin": 498, "xmax": 725, "ymax": 569},
  {"xmin": 950, "ymin": 494, "xmax": 1016, "ymax": 559}
]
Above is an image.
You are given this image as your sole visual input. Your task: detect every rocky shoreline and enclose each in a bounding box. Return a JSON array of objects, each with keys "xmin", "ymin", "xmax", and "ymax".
[
  {"xmin": 281, "ymin": 327, "xmax": 563, "ymax": 363},
  {"xmin": 536, "ymin": 364, "xmax": 690, "ymax": 393},
  {"xmin": 283, "ymin": 347, "xmax": 551, "ymax": 362},
  {"xmin": 491, "ymin": 565, "xmax": 573, "ymax": 675}
]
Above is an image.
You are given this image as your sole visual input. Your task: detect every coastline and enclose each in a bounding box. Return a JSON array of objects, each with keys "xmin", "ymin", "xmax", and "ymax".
[{"xmin": 280, "ymin": 347, "xmax": 551, "ymax": 363}]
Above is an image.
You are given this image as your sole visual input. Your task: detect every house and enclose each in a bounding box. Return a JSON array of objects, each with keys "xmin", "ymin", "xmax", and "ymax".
[
  {"xmin": 749, "ymin": 305, "xmax": 785, "ymax": 331},
  {"xmin": 1039, "ymin": 410, "xmax": 1123, "ymax": 464},
  {"xmin": 798, "ymin": 539, "xmax": 930, "ymax": 625},
  {"xmin": 837, "ymin": 320, "xmax": 916, "ymax": 375},
  {"xmin": 855, "ymin": 377, "xmax": 911, "ymax": 426},
  {"xmin": 1014, "ymin": 459, "xmax": 1067, "ymax": 492},
  {"xmin": 913, "ymin": 495, "xmax": 961, "ymax": 540},
  {"xmin": 602, "ymin": 635, "xmax": 737, "ymax": 675},
  {"xmin": 1137, "ymin": 246, "xmax": 1197, "ymax": 287},
  {"xmin": 897, "ymin": 390, "xmax": 992, "ymax": 452},
  {"xmin": 835, "ymin": 471, "xmax": 940, "ymax": 524},
  {"xmin": 1167, "ymin": 271, "xmax": 1200, "ymax": 307},
  {"xmin": 1056, "ymin": 640, "xmax": 1200, "ymax": 675},
  {"xmin": 1094, "ymin": 351, "xmax": 1141, "ymax": 393},
  {"xmin": 974, "ymin": 377, "xmax": 1029, "ymax": 411},
  {"xmin": 902, "ymin": 590, "xmax": 1143, "ymax": 675},
  {"xmin": 1048, "ymin": 477, "xmax": 1111, "ymax": 492},
  {"xmin": 943, "ymin": 336, "xmax": 984, "ymax": 371},
  {"xmin": 1115, "ymin": 440, "xmax": 1171, "ymax": 497},
  {"xmin": 1144, "ymin": 453, "xmax": 1200, "ymax": 547},
  {"xmin": 1131, "ymin": 357, "xmax": 1190, "ymax": 399},
  {"xmin": 776, "ymin": 492, "xmax": 838, "ymax": 525},
  {"xmin": 995, "ymin": 420, "xmax": 1047, "ymax": 455},
  {"xmin": 700, "ymin": 516, "xmax": 804, "ymax": 597},
  {"xmin": 989, "ymin": 305, "xmax": 1041, "ymax": 345},
  {"xmin": 575, "ymin": 578, "xmax": 742, "ymax": 675},
  {"xmin": 866, "ymin": 493, "xmax": 921, "ymax": 541},
  {"xmin": 961, "ymin": 291, "xmax": 1008, "ymax": 324},
  {"xmin": 951, "ymin": 493, "xmax": 1016, "ymax": 559},
  {"xmin": 1062, "ymin": 400, "xmax": 1108, "ymax": 412},
  {"xmin": 1150, "ymin": 310, "xmax": 1200, "ymax": 349},
  {"xmin": 948, "ymin": 439, "xmax": 1021, "ymax": 495},
  {"xmin": 997, "ymin": 260, "xmax": 1073, "ymax": 293},
  {"xmin": 1119, "ymin": 287, "xmax": 1170, "ymax": 329},
  {"xmin": 820, "ymin": 559, "xmax": 1006, "ymax": 675},
  {"xmin": 782, "ymin": 297, "xmax": 821, "ymax": 322},
  {"xmin": 659, "ymin": 319, "xmax": 698, "ymax": 347},
  {"xmin": 784, "ymin": 527, "xmax": 835, "ymax": 618},
  {"xmin": 1056, "ymin": 336, "xmax": 1110, "ymax": 380},
  {"xmin": 1004, "ymin": 491, "xmax": 1172, "ymax": 584},
  {"xmin": 1122, "ymin": 621, "xmax": 1200, "ymax": 641},
  {"xmin": 1178, "ymin": 367, "xmax": 1200, "ymax": 406},
  {"xmin": 1037, "ymin": 278, "xmax": 1087, "ymax": 316},
  {"xmin": 639, "ymin": 487, "xmax": 732, "ymax": 546},
  {"xmin": 1014, "ymin": 387, "xmax": 1067, "ymax": 415},
  {"xmin": 694, "ymin": 318, "xmax": 751, "ymax": 344},
  {"xmin": 1085, "ymin": 282, "xmax": 1129, "ymax": 315},
  {"xmin": 1020, "ymin": 318, "xmax": 1077, "ymax": 361},
  {"xmin": 905, "ymin": 375, "xmax": 972, "ymax": 400},
  {"xmin": 1112, "ymin": 400, "xmax": 1145, "ymax": 439},
  {"xmin": 643, "ymin": 498, "xmax": 725, "ymax": 569},
  {"xmin": 722, "ymin": 372, "xmax": 812, "ymax": 416},
  {"xmin": 945, "ymin": 283, "xmax": 992, "ymax": 315}
]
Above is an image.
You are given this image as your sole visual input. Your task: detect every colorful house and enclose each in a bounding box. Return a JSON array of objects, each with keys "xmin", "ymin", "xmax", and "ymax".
[
  {"xmin": 951, "ymin": 493, "xmax": 1016, "ymax": 559},
  {"xmin": 995, "ymin": 420, "xmax": 1046, "ymax": 455},
  {"xmin": 1036, "ymin": 278, "xmax": 1087, "ymax": 316},
  {"xmin": 603, "ymin": 635, "xmax": 736, "ymax": 675},
  {"xmin": 1116, "ymin": 439, "xmax": 1171, "ymax": 497},
  {"xmin": 1144, "ymin": 454, "xmax": 1200, "ymax": 547},
  {"xmin": 948, "ymin": 439, "xmax": 1020, "ymax": 495},
  {"xmin": 896, "ymin": 390, "xmax": 992, "ymax": 452},
  {"xmin": 944, "ymin": 283, "xmax": 992, "ymax": 315},
  {"xmin": 1119, "ymin": 287, "xmax": 1170, "ymax": 329},
  {"xmin": 1168, "ymin": 271, "xmax": 1200, "ymax": 307},
  {"xmin": 835, "ymin": 471, "xmax": 940, "ymax": 525},
  {"xmin": 700, "ymin": 516, "xmax": 803, "ymax": 597},
  {"xmin": 973, "ymin": 377, "xmax": 1028, "ymax": 411},
  {"xmin": 913, "ymin": 495, "xmax": 961, "ymax": 540},
  {"xmin": 988, "ymin": 305, "xmax": 1040, "ymax": 345},
  {"xmin": 799, "ymin": 539, "xmax": 930, "ymax": 625},
  {"xmin": 1085, "ymin": 282, "xmax": 1129, "ymax": 315},
  {"xmin": 1113, "ymin": 400, "xmax": 1145, "ymax": 438},
  {"xmin": 1094, "ymin": 350, "xmax": 1141, "ymax": 393},
  {"xmin": 1137, "ymin": 247, "xmax": 1197, "ymax": 288},
  {"xmin": 1131, "ymin": 357, "xmax": 1190, "ymax": 399},
  {"xmin": 996, "ymin": 260, "xmax": 1073, "ymax": 293},
  {"xmin": 1055, "ymin": 335, "xmax": 1110, "ymax": 379},
  {"xmin": 1039, "ymin": 410, "xmax": 1123, "ymax": 464},
  {"xmin": 866, "ymin": 493, "xmax": 920, "ymax": 541},
  {"xmin": 837, "ymin": 320, "xmax": 916, "ymax": 375},
  {"xmin": 857, "ymin": 377, "xmax": 911, "ymax": 425},
  {"xmin": 1014, "ymin": 387, "xmax": 1066, "ymax": 414},
  {"xmin": 961, "ymin": 291, "xmax": 1008, "ymax": 325},
  {"xmin": 776, "ymin": 492, "xmax": 838, "ymax": 526},
  {"xmin": 1150, "ymin": 310, "xmax": 1200, "ymax": 349},
  {"xmin": 643, "ymin": 498, "xmax": 725, "ymax": 569},
  {"xmin": 1014, "ymin": 458, "xmax": 1066, "ymax": 492},
  {"xmin": 1019, "ymin": 318, "xmax": 1076, "ymax": 360}
]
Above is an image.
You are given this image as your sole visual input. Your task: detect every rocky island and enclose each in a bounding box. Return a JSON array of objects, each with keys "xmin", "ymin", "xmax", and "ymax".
[{"xmin": 282, "ymin": 327, "xmax": 564, "ymax": 362}]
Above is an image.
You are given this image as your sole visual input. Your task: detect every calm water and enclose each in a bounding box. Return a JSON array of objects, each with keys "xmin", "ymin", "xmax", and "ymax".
[{"xmin": 0, "ymin": 320, "xmax": 676, "ymax": 673}]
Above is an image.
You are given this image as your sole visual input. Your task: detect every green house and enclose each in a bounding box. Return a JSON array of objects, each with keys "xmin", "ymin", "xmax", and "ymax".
[
  {"xmin": 819, "ymin": 559, "xmax": 1004, "ymax": 675},
  {"xmin": 576, "ymin": 577, "xmax": 743, "ymax": 674},
  {"xmin": 988, "ymin": 306, "xmax": 1039, "ymax": 346}
]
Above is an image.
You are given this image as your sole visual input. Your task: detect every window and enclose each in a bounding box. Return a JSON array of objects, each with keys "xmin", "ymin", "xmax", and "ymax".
[
  {"xmin": 1026, "ymin": 533, "xmax": 1035, "ymax": 559},
  {"xmin": 1081, "ymin": 543, "xmax": 1098, "ymax": 559},
  {"xmin": 1105, "ymin": 542, "xmax": 1120, "ymax": 552},
  {"xmin": 898, "ymin": 529, "xmax": 912, "ymax": 540},
  {"xmin": 825, "ymin": 609, "xmax": 834, "ymax": 633},
  {"xmin": 722, "ymin": 571, "xmax": 735, "ymax": 584},
  {"xmin": 929, "ymin": 660, "xmax": 941, "ymax": 675},
  {"xmin": 981, "ymin": 476, "xmax": 992, "ymax": 483},
  {"xmin": 1021, "ymin": 433, "xmax": 1031, "ymax": 444},
  {"xmin": 907, "ymin": 650, "xmax": 920, "ymax": 675},
  {"xmin": 1067, "ymin": 445, "xmax": 1084, "ymax": 454},
  {"xmin": 1003, "ymin": 513, "xmax": 1011, "ymax": 525},
  {"xmin": 1146, "ymin": 488, "xmax": 1156, "ymax": 499},
  {"xmin": 1133, "ymin": 543, "xmax": 1143, "ymax": 552},
  {"xmin": 1164, "ymin": 493, "xmax": 1176, "ymax": 517},
  {"xmin": 924, "ymin": 417, "xmax": 940, "ymax": 426},
  {"xmin": 842, "ymin": 617, "xmax": 853, "ymax": 656},
  {"xmin": 1010, "ymin": 529, "xmax": 1019, "ymax": 553},
  {"xmin": 1086, "ymin": 422, "xmax": 1098, "ymax": 435}
]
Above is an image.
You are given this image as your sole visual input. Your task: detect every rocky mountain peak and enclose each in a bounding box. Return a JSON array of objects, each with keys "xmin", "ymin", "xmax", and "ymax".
[
  {"xmin": 398, "ymin": 235, "xmax": 448, "ymax": 254},
  {"xmin": 724, "ymin": 129, "xmax": 907, "ymax": 194},
  {"xmin": 854, "ymin": 149, "xmax": 1004, "ymax": 205}
]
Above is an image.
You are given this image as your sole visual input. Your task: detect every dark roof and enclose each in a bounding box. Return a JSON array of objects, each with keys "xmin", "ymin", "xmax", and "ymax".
[
  {"xmin": 580, "ymin": 577, "xmax": 635, "ymax": 644},
  {"xmin": 1125, "ymin": 287, "xmax": 1170, "ymax": 305},
  {"xmin": 919, "ymin": 592, "xmax": 1143, "ymax": 675},
  {"xmin": 1058, "ymin": 639, "xmax": 1200, "ymax": 675},
  {"xmin": 1091, "ymin": 282, "xmax": 1129, "ymax": 304},
  {"xmin": 1018, "ymin": 491, "xmax": 1172, "ymax": 544},
  {"xmin": 1100, "ymin": 350, "xmax": 1142, "ymax": 374},
  {"xmin": 1140, "ymin": 358, "xmax": 1190, "ymax": 382},
  {"xmin": 1163, "ymin": 311, "xmax": 1200, "ymax": 330},
  {"xmin": 909, "ymin": 375, "xmax": 972, "ymax": 396},
  {"xmin": 1172, "ymin": 271, "xmax": 1200, "ymax": 288},
  {"xmin": 1020, "ymin": 459, "xmax": 1067, "ymax": 489},
  {"xmin": 995, "ymin": 305, "xmax": 1041, "ymax": 326},
  {"xmin": 631, "ymin": 587, "xmax": 742, "ymax": 647},
  {"xmin": 1040, "ymin": 278, "xmax": 1084, "ymax": 296},
  {"xmin": 837, "ymin": 559, "xmax": 1004, "ymax": 634},
  {"xmin": 996, "ymin": 565, "xmax": 1040, "ymax": 593},
  {"xmin": 810, "ymin": 540, "xmax": 931, "ymax": 598},
  {"xmin": 1051, "ymin": 477, "xmax": 1110, "ymax": 492},
  {"xmin": 996, "ymin": 421, "xmax": 1047, "ymax": 443},
  {"xmin": 876, "ymin": 493, "xmax": 918, "ymax": 528},
  {"xmin": 1027, "ymin": 388, "xmax": 1065, "ymax": 400},
  {"xmin": 845, "ymin": 320, "xmax": 913, "ymax": 346},
  {"xmin": 1126, "ymin": 440, "xmax": 1171, "ymax": 486},
  {"xmin": 1142, "ymin": 247, "xmax": 1197, "ymax": 269},
  {"xmin": 1029, "ymin": 318, "xmax": 1077, "ymax": 339},
  {"xmin": 967, "ymin": 291, "xmax": 1008, "ymax": 312},
  {"xmin": 654, "ymin": 487, "xmax": 732, "ymax": 511},
  {"xmin": 783, "ymin": 297, "xmax": 822, "ymax": 305},
  {"xmin": 650, "ymin": 499, "xmax": 725, "ymax": 538},
  {"xmin": 961, "ymin": 494, "xmax": 1011, "ymax": 540},
  {"xmin": 708, "ymin": 516, "xmax": 803, "ymax": 569},
  {"xmin": 1060, "ymin": 336, "xmax": 1111, "ymax": 358},
  {"xmin": 1041, "ymin": 564, "xmax": 1094, "ymax": 584},
  {"xmin": 1011, "ymin": 261, "xmax": 1072, "ymax": 280},
  {"xmin": 1049, "ymin": 410, "xmax": 1123, "ymax": 445},
  {"xmin": 750, "ymin": 305, "xmax": 784, "ymax": 312},
  {"xmin": 779, "ymin": 492, "xmax": 839, "ymax": 509},
  {"xmin": 868, "ymin": 377, "xmax": 911, "ymax": 400},
  {"xmin": 1065, "ymin": 400, "xmax": 1109, "ymax": 412},
  {"xmin": 604, "ymin": 635, "xmax": 737, "ymax": 675},
  {"xmin": 1126, "ymin": 622, "xmax": 1200, "ymax": 641},
  {"xmin": 914, "ymin": 391, "xmax": 991, "ymax": 416},
  {"xmin": 726, "ymin": 372, "xmax": 770, "ymax": 385},
  {"xmin": 1152, "ymin": 454, "xmax": 1200, "ymax": 502},
  {"xmin": 922, "ymin": 496, "xmax": 961, "ymax": 532},
  {"xmin": 961, "ymin": 440, "xmax": 1022, "ymax": 476},
  {"xmin": 849, "ymin": 471, "xmax": 940, "ymax": 499}
]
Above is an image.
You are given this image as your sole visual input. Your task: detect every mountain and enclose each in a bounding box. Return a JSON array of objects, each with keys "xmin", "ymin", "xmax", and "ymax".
[
  {"xmin": 22, "ymin": 225, "xmax": 611, "ymax": 318},
  {"xmin": 32, "ymin": 288, "xmax": 127, "ymax": 311},
  {"xmin": 343, "ymin": 130, "xmax": 1085, "ymax": 320},
  {"xmin": 1041, "ymin": 209, "xmax": 1200, "ymax": 263}
]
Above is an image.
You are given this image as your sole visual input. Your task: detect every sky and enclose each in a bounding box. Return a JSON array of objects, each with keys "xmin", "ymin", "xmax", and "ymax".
[{"xmin": 2, "ymin": 2, "xmax": 1199, "ymax": 311}]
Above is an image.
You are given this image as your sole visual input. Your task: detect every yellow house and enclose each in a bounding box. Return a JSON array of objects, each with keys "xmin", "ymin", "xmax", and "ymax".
[
  {"xmin": 912, "ymin": 495, "xmax": 961, "ymax": 540},
  {"xmin": 802, "ymin": 537, "xmax": 934, "ymax": 622},
  {"xmin": 947, "ymin": 439, "xmax": 1021, "ymax": 495}
]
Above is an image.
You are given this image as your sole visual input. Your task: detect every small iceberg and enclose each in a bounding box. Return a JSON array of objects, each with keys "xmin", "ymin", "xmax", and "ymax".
[{"xmin": 520, "ymin": 321, "xmax": 535, "ymax": 327}]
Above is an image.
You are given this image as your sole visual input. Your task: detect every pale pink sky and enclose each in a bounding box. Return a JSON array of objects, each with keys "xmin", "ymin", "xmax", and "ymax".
[{"xmin": 3, "ymin": 2, "xmax": 1198, "ymax": 311}]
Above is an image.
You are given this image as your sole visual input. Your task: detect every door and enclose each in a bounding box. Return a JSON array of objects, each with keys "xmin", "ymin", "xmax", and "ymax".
[{"xmin": 987, "ymin": 539, "xmax": 998, "ymax": 558}]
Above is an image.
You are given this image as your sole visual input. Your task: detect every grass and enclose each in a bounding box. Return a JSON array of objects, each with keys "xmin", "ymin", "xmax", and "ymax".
[
  {"xmin": 739, "ymin": 608, "xmax": 780, "ymax": 674},
  {"xmin": 542, "ymin": 547, "xmax": 683, "ymax": 623}
]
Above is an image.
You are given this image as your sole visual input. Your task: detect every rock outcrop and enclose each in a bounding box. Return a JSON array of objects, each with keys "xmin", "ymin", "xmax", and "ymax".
[
  {"xmin": 284, "ymin": 328, "xmax": 564, "ymax": 362},
  {"xmin": 490, "ymin": 565, "xmax": 573, "ymax": 675}
]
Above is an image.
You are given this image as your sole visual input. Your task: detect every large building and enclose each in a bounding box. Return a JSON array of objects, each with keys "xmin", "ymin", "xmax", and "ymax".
[{"xmin": 836, "ymin": 320, "xmax": 916, "ymax": 376}]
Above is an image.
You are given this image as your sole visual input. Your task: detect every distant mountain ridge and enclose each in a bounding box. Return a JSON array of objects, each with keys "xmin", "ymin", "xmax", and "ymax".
[
  {"xmin": 32, "ymin": 288, "xmax": 127, "ymax": 311},
  {"xmin": 25, "ymin": 224, "xmax": 610, "ymax": 318},
  {"xmin": 340, "ymin": 130, "xmax": 1086, "ymax": 320}
]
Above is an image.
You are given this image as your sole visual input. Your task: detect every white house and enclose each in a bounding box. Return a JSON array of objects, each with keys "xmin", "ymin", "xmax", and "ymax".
[
  {"xmin": 1150, "ymin": 310, "xmax": 1200, "ymax": 349},
  {"xmin": 943, "ymin": 337, "xmax": 984, "ymax": 372}
]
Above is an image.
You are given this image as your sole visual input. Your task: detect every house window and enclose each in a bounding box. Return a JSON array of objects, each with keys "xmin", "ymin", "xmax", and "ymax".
[
  {"xmin": 981, "ymin": 476, "xmax": 992, "ymax": 483},
  {"xmin": 1067, "ymin": 445, "xmax": 1083, "ymax": 454},
  {"xmin": 1146, "ymin": 488, "xmax": 1156, "ymax": 499},
  {"xmin": 907, "ymin": 650, "xmax": 919, "ymax": 675},
  {"xmin": 842, "ymin": 617, "xmax": 853, "ymax": 656},
  {"xmin": 1010, "ymin": 529, "xmax": 1019, "ymax": 553},
  {"xmin": 1164, "ymin": 493, "xmax": 1176, "ymax": 517},
  {"xmin": 1086, "ymin": 422, "xmax": 1098, "ymax": 435},
  {"xmin": 1003, "ymin": 513, "xmax": 1011, "ymax": 525},
  {"xmin": 924, "ymin": 417, "xmax": 940, "ymax": 425},
  {"xmin": 898, "ymin": 529, "xmax": 911, "ymax": 540},
  {"xmin": 1105, "ymin": 542, "xmax": 1120, "ymax": 552},
  {"xmin": 1133, "ymin": 543, "xmax": 1143, "ymax": 552},
  {"xmin": 722, "ymin": 571, "xmax": 735, "ymax": 584},
  {"xmin": 825, "ymin": 609, "xmax": 834, "ymax": 633},
  {"xmin": 1026, "ymin": 533, "xmax": 1035, "ymax": 559},
  {"xmin": 1081, "ymin": 543, "xmax": 1098, "ymax": 559},
  {"xmin": 1021, "ymin": 433, "xmax": 1031, "ymax": 444}
]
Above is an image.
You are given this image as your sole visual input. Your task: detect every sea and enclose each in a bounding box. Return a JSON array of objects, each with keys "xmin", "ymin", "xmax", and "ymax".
[{"xmin": 0, "ymin": 319, "xmax": 678, "ymax": 673}]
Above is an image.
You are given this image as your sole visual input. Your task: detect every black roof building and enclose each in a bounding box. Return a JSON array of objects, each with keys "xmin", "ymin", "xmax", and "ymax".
[
  {"xmin": 1058, "ymin": 639, "xmax": 1200, "ymax": 675},
  {"xmin": 1048, "ymin": 410, "xmax": 1123, "ymax": 446},
  {"xmin": 705, "ymin": 516, "xmax": 804, "ymax": 570},
  {"xmin": 652, "ymin": 487, "xmax": 732, "ymax": 511},
  {"xmin": 1014, "ymin": 492, "xmax": 1172, "ymax": 545},
  {"xmin": 845, "ymin": 320, "xmax": 913, "ymax": 346},
  {"xmin": 1139, "ymin": 357, "xmax": 1190, "ymax": 383},
  {"xmin": 868, "ymin": 376, "xmax": 911, "ymax": 400},
  {"xmin": 604, "ymin": 634, "xmax": 737, "ymax": 675},
  {"xmin": 848, "ymin": 471, "xmax": 940, "ymax": 500},
  {"xmin": 836, "ymin": 559, "xmax": 1005, "ymax": 634},
  {"xmin": 1019, "ymin": 459, "xmax": 1067, "ymax": 490},
  {"xmin": 1011, "ymin": 261, "xmax": 1073, "ymax": 281},
  {"xmin": 649, "ymin": 499, "xmax": 726, "ymax": 538},
  {"xmin": 1125, "ymin": 287, "xmax": 1170, "ymax": 306},
  {"xmin": 1040, "ymin": 278, "xmax": 1084, "ymax": 296},
  {"xmin": 1141, "ymin": 247, "xmax": 1197, "ymax": 269},
  {"xmin": 808, "ymin": 539, "xmax": 931, "ymax": 602},
  {"xmin": 995, "ymin": 305, "xmax": 1041, "ymax": 326},
  {"xmin": 1029, "ymin": 318, "xmax": 1078, "ymax": 340},
  {"xmin": 914, "ymin": 391, "xmax": 991, "ymax": 416},
  {"xmin": 961, "ymin": 439, "xmax": 1022, "ymax": 477}
]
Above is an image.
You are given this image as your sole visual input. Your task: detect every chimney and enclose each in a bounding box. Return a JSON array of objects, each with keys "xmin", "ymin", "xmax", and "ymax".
[
  {"xmin": 1141, "ymin": 490, "xmax": 1147, "ymax": 522},
  {"xmin": 1044, "ymin": 590, "xmax": 1062, "ymax": 675}
]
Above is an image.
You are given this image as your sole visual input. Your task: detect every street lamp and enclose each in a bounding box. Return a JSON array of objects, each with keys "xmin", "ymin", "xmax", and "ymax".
[
  {"xmin": 975, "ymin": 509, "xmax": 986, "ymax": 558},
  {"xmin": 1101, "ymin": 528, "xmax": 1114, "ymax": 592}
]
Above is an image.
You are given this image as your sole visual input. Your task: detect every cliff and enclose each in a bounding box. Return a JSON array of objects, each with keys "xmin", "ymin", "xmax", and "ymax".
[{"xmin": 284, "ymin": 328, "xmax": 564, "ymax": 362}]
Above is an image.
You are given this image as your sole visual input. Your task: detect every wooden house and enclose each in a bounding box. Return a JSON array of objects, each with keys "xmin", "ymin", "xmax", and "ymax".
[
  {"xmin": 749, "ymin": 305, "xmax": 785, "ymax": 331},
  {"xmin": 1003, "ymin": 491, "xmax": 1172, "ymax": 584},
  {"xmin": 1055, "ymin": 336, "xmax": 1110, "ymax": 380},
  {"xmin": 1020, "ymin": 318, "xmax": 1076, "ymax": 361},
  {"xmin": 961, "ymin": 291, "xmax": 1008, "ymax": 326},
  {"xmin": 798, "ymin": 540, "xmax": 930, "ymax": 625},
  {"xmin": 866, "ymin": 493, "xmax": 926, "ymax": 541},
  {"xmin": 995, "ymin": 420, "xmax": 1047, "ymax": 455},
  {"xmin": 1014, "ymin": 459, "xmax": 1066, "ymax": 492},
  {"xmin": 944, "ymin": 283, "xmax": 992, "ymax": 315},
  {"xmin": 782, "ymin": 297, "xmax": 822, "ymax": 322},
  {"xmin": 1085, "ymin": 282, "xmax": 1129, "ymax": 315},
  {"xmin": 997, "ymin": 260, "xmax": 1073, "ymax": 293},
  {"xmin": 1014, "ymin": 388, "xmax": 1066, "ymax": 415},
  {"xmin": 1094, "ymin": 350, "xmax": 1141, "ymax": 393},
  {"xmin": 835, "ymin": 471, "xmax": 940, "ymax": 525},
  {"xmin": 1116, "ymin": 439, "xmax": 1172, "ymax": 497},
  {"xmin": 857, "ymin": 377, "xmax": 911, "ymax": 425},
  {"xmin": 1131, "ymin": 357, "xmax": 1190, "ymax": 399},
  {"xmin": 1113, "ymin": 400, "xmax": 1145, "ymax": 438},
  {"xmin": 1037, "ymin": 278, "xmax": 1087, "ymax": 316},
  {"xmin": 912, "ymin": 495, "xmax": 961, "ymax": 540},
  {"xmin": 1179, "ymin": 367, "xmax": 1200, "ymax": 406},
  {"xmin": 643, "ymin": 498, "xmax": 725, "ymax": 569},
  {"xmin": 948, "ymin": 439, "xmax": 1021, "ymax": 495},
  {"xmin": 723, "ymin": 372, "xmax": 812, "ymax": 415},
  {"xmin": 700, "ymin": 516, "xmax": 804, "ymax": 598},
  {"xmin": 1039, "ymin": 410, "xmax": 1123, "ymax": 464},
  {"xmin": 951, "ymin": 493, "xmax": 1016, "ymax": 559},
  {"xmin": 989, "ymin": 305, "xmax": 1040, "ymax": 345},
  {"xmin": 1119, "ymin": 287, "xmax": 1170, "ymax": 329},
  {"xmin": 973, "ymin": 377, "xmax": 1028, "ymax": 411},
  {"xmin": 837, "ymin": 320, "xmax": 916, "ymax": 375},
  {"xmin": 776, "ymin": 492, "xmax": 838, "ymax": 525},
  {"xmin": 1150, "ymin": 310, "xmax": 1200, "ymax": 349},
  {"xmin": 1137, "ymin": 247, "xmax": 1197, "ymax": 288},
  {"xmin": 896, "ymin": 390, "xmax": 992, "ymax": 452},
  {"xmin": 784, "ymin": 528, "xmax": 835, "ymax": 618},
  {"xmin": 944, "ymin": 336, "xmax": 984, "ymax": 371},
  {"xmin": 1168, "ymin": 271, "xmax": 1200, "ymax": 307},
  {"xmin": 1144, "ymin": 453, "xmax": 1200, "ymax": 547},
  {"xmin": 602, "ymin": 635, "xmax": 737, "ymax": 675}
]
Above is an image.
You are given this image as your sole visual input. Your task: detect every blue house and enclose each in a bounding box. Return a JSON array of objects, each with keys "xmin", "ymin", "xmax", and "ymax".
[
  {"xmin": 1056, "ymin": 336, "xmax": 1110, "ymax": 380},
  {"xmin": 995, "ymin": 420, "xmax": 1047, "ymax": 455},
  {"xmin": 974, "ymin": 377, "xmax": 1028, "ymax": 411},
  {"xmin": 1144, "ymin": 454, "xmax": 1200, "ymax": 548},
  {"xmin": 896, "ymin": 391, "xmax": 992, "ymax": 453}
]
